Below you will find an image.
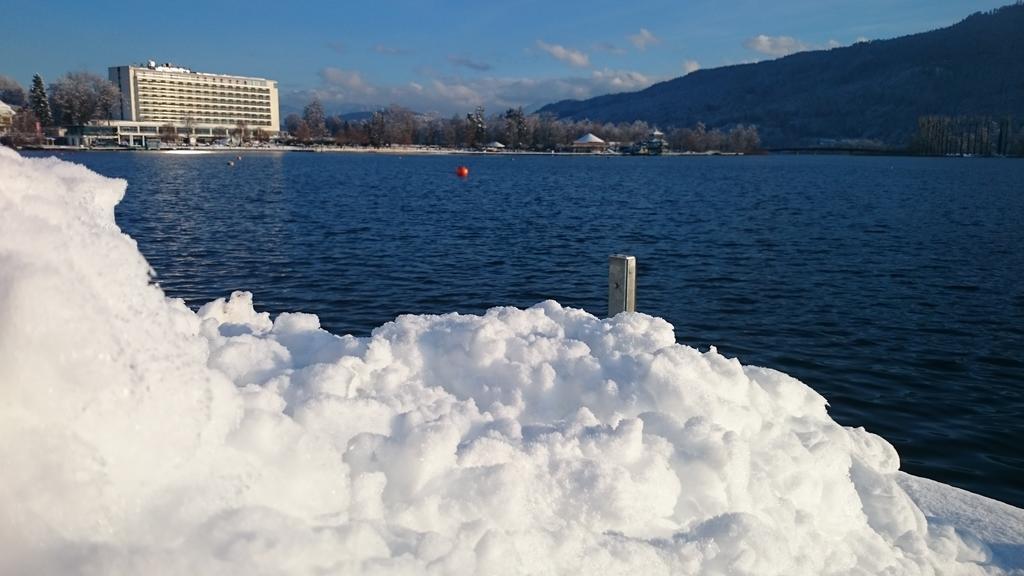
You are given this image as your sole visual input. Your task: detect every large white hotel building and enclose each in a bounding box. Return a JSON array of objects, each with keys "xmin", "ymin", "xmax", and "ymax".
[{"xmin": 67, "ymin": 61, "xmax": 280, "ymax": 146}]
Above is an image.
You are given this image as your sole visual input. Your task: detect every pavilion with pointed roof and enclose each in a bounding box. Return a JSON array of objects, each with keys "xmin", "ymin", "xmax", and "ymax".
[{"xmin": 572, "ymin": 132, "xmax": 607, "ymax": 153}]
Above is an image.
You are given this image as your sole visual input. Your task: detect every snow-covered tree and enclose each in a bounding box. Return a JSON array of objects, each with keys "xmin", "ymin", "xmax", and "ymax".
[
  {"xmin": 466, "ymin": 106, "xmax": 485, "ymax": 147},
  {"xmin": 384, "ymin": 105, "xmax": 415, "ymax": 145},
  {"xmin": 48, "ymin": 72, "xmax": 119, "ymax": 125},
  {"xmin": 504, "ymin": 107, "xmax": 526, "ymax": 149},
  {"xmin": 29, "ymin": 74, "xmax": 51, "ymax": 126},
  {"xmin": 367, "ymin": 110, "xmax": 386, "ymax": 147},
  {"xmin": 303, "ymin": 98, "xmax": 327, "ymax": 139}
]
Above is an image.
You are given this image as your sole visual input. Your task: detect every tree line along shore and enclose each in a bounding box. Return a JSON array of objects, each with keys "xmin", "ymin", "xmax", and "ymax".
[
  {"xmin": 0, "ymin": 72, "xmax": 759, "ymax": 154},
  {"xmin": 4, "ymin": 72, "xmax": 1022, "ymax": 156}
]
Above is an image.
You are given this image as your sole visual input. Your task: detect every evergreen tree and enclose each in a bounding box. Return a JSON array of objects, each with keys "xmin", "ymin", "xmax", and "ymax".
[{"xmin": 29, "ymin": 74, "xmax": 51, "ymax": 126}]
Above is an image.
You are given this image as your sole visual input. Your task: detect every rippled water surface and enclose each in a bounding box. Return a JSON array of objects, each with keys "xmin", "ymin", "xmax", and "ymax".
[{"xmin": 32, "ymin": 150, "xmax": 1024, "ymax": 507}]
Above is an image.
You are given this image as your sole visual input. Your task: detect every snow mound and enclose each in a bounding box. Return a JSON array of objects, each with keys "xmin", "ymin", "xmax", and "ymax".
[{"xmin": 0, "ymin": 147, "xmax": 1019, "ymax": 575}]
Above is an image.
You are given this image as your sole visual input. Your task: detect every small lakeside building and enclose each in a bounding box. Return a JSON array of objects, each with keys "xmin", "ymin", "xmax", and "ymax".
[
  {"xmin": 0, "ymin": 100, "xmax": 15, "ymax": 135},
  {"xmin": 572, "ymin": 133, "xmax": 607, "ymax": 153},
  {"xmin": 623, "ymin": 128, "xmax": 670, "ymax": 155}
]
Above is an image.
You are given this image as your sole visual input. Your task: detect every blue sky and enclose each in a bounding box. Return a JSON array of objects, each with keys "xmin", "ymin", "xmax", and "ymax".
[{"xmin": 0, "ymin": 0, "xmax": 1012, "ymax": 116}]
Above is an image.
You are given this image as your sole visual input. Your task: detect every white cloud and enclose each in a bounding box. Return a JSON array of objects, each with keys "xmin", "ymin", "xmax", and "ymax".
[
  {"xmin": 682, "ymin": 60, "xmax": 701, "ymax": 74},
  {"xmin": 536, "ymin": 40, "xmax": 590, "ymax": 68},
  {"xmin": 628, "ymin": 28, "xmax": 660, "ymax": 50},
  {"xmin": 590, "ymin": 68, "xmax": 652, "ymax": 91},
  {"xmin": 319, "ymin": 67, "xmax": 377, "ymax": 98},
  {"xmin": 287, "ymin": 65, "xmax": 661, "ymax": 117},
  {"xmin": 428, "ymin": 79, "xmax": 487, "ymax": 108},
  {"xmin": 855, "ymin": 36, "xmax": 870, "ymax": 44},
  {"xmin": 744, "ymin": 35, "xmax": 863, "ymax": 58},
  {"xmin": 743, "ymin": 35, "xmax": 810, "ymax": 57}
]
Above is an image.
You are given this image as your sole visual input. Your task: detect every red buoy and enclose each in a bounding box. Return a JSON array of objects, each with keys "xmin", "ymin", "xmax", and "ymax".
[{"xmin": 455, "ymin": 165, "xmax": 469, "ymax": 178}]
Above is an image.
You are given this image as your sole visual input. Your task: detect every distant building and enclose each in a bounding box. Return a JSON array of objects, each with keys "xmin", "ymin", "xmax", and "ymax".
[
  {"xmin": 572, "ymin": 132, "xmax": 607, "ymax": 153},
  {"xmin": 0, "ymin": 100, "xmax": 15, "ymax": 134},
  {"xmin": 644, "ymin": 129, "xmax": 668, "ymax": 155},
  {"xmin": 623, "ymin": 129, "xmax": 669, "ymax": 155},
  {"xmin": 104, "ymin": 60, "xmax": 280, "ymax": 145}
]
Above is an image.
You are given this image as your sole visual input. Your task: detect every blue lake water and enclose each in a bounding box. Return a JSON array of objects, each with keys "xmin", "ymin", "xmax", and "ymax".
[{"xmin": 27, "ymin": 150, "xmax": 1024, "ymax": 508}]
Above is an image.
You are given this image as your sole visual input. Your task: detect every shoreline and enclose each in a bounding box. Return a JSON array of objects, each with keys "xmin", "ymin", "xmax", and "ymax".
[
  {"xmin": 16, "ymin": 144, "xmax": 731, "ymax": 157},
  {"xmin": 15, "ymin": 144, "xmax": 1018, "ymax": 159}
]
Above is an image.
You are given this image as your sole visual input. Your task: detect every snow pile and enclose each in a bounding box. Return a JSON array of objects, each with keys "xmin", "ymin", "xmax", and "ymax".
[{"xmin": 0, "ymin": 147, "xmax": 1019, "ymax": 575}]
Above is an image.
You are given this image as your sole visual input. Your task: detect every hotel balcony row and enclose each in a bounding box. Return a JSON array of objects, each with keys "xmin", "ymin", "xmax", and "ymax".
[
  {"xmin": 136, "ymin": 89, "xmax": 272, "ymax": 101},
  {"xmin": 136, "ymin": 98, "xmax": 272, "ymax": 108},
  {"xmin": 133, "ymin": 77, "xmax": 272, "ymax": 89},
  {"xmin": 137, "ymin": 105, "xmax": 273, "ymax": 117},
  {"xmin": 138, "ymin": 117, "xmax": 274, "ymax": 126}
]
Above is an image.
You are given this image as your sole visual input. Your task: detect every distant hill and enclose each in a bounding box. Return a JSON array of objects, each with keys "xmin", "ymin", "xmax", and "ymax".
[{"xmin": 537, "ymin": 3, "xmax": 1024, "ymax": 148}]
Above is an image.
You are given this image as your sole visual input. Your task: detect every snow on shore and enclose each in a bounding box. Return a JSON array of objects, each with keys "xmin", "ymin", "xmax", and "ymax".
[{"xmin": 1, "ymin": 147, "xmax": 1021, "ymax": 575}]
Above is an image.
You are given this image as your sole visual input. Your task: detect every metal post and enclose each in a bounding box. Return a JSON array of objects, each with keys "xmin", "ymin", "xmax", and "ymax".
[{"xmin": 608, "ymin": 254, "xmax": 636, "ymax": 316}]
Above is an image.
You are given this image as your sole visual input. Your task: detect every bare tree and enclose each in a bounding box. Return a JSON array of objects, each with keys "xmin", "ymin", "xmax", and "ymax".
[
  {"xmin": 726, "ymin": 124, "xmax": 761, "ymax": 152},
  {"xmin": 159, "ymin": 123, "xmax": 179, "ymax": 144},
  {"xmin": 9, "ymin": 108, "xmax": 42, "ymax": 146},
  {"xmin": 303, "ymin": 98, "xmax": 327, "ymax": 140},
  {"xmin": 325, "ymin": 115, "xmax": 344, "ymax": 137},
  {"xmin": 232, "ymin": 120, "xmax": 250, "ymax": 144},
  {"xmin": 183, "ymin": 114, "xmax": 196, "ymax": 145},
  {"xmin": 466, "ymin": 106, "xmax": 485, "ymax": 148},
  {"xmin": 367, "ymin": 111, "xmax": 386, "ymax": 147},
  {"xmin": 340, "ymin": 121, "xmax": 368, "ymax": 146},
  {"xmin": 384, "ymin": 105, "xmax": 414, "ymax": 145},
  {"xmin": 284, "ymin": 113, "xmax": 302, "ymax": 135},
  {"xmin": 293, "ymin": 119, "xmax": 311, "ymax": 143},
  {"xmin": 504, "ymin": 107, "xmax": 526, "ymax": 149}
]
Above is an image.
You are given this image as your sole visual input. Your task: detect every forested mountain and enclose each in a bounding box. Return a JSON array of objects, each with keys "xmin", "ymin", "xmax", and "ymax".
[{"xmin": 538, "ymin": 3, "xmax": 1024, "ymax": 148}]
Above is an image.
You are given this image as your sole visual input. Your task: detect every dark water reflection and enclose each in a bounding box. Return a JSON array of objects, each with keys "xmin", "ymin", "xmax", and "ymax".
[{"xmin": 30, "ymin": 150, "xmax": 1024, "ymax": 508}]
